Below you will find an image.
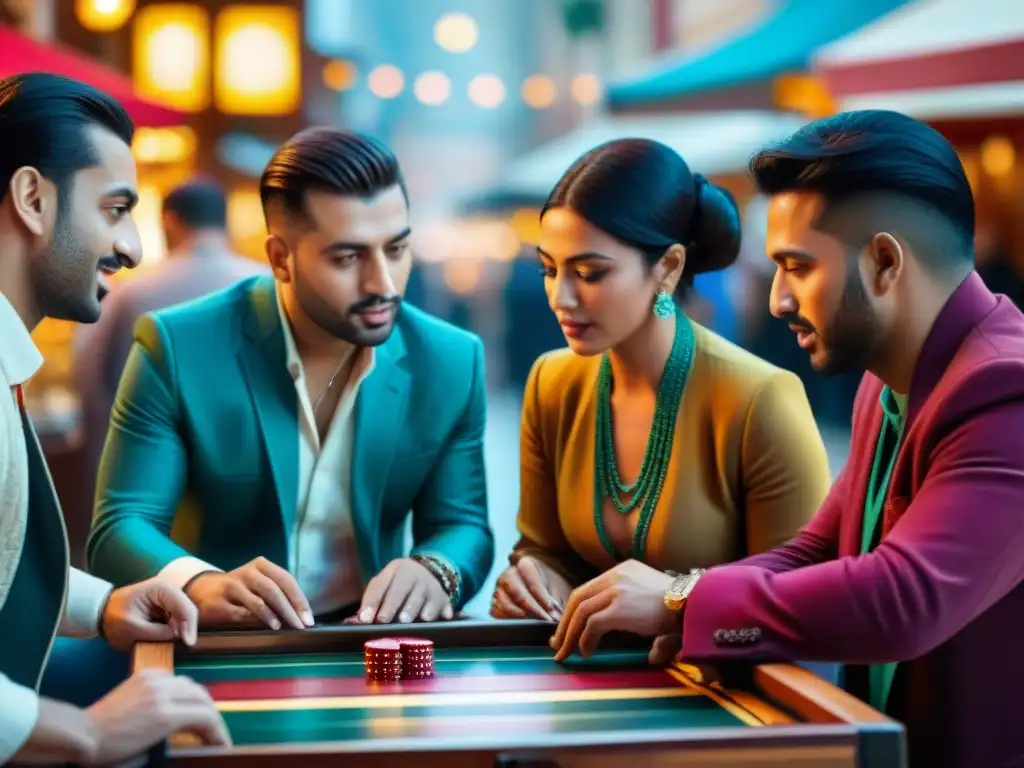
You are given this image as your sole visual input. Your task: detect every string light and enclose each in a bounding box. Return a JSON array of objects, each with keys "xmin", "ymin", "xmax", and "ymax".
[
  {"xmin": 521, "ymin": 74, "xmax": 556, "ymax": 109},
  {"xmin": 468, "ymin": 74, "xmax": 506, "ymax": 109},
  {"xmin": 570, "ymin": 73, "xmax": 602, "ymax": 105},
  {"xmin": 322, "ymin": 60, "xmax": 357, "ymax": 91},
  {"xmin": 368, "ymin": 64, "xmax": 404, "ymax": 99},
  {"xmin": 414, "ymin": 71, "xmax": 451, "ymax": 106}
]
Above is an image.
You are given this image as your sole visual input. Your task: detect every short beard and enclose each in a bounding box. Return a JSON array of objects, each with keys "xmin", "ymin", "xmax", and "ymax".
[
  {"xmin": 31, "ymin": 199, "xmax": 103, "ymax": 324},
  {"xmin": 292, "ymin": 264, "xmax": 400, "ymax": 347},
  {"xmin": 814, "ymin": 265, "xmax": 882, "ymax": 376}
]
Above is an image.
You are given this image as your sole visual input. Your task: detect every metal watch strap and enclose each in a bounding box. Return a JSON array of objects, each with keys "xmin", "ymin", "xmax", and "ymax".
[{"xmin": 665, "ymin": 568, "xmax": 705, "ymax": 610}]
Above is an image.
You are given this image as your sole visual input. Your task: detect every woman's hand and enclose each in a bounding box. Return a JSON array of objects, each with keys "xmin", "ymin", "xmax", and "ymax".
[{"xmin": 490, "ymin": 556, "xmax": 573, "ymax": 622}]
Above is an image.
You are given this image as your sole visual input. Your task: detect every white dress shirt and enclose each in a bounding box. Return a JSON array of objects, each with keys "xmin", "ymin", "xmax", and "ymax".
[{"xmin": 161, "ymin": 287, "xmax": 375, "ymax": 615}]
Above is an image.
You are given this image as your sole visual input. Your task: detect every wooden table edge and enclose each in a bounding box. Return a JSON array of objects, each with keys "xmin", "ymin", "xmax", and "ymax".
[
  {"xmin": 132, "ymin": 641, "xmax": 175, "ymax": 675},
  {"xmin": 753, "ymin": 663, "xmax": 897, "ymax": 725},
  {"xmin": 132, "ymin": 641, "xmax": 206, "ymax": 748}
]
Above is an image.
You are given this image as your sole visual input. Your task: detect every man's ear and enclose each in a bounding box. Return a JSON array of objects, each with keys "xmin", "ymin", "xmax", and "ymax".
[
  {"xmin": 866, "ymin": 232, "xmax": 903, "ymax": 296},
  {"xmin": 8, "ymin": 166, "xmax": 54, "ymax": 237},
  {"xmin": 265, "ymin": 234, "xmax": 292, "ymax": 282}
]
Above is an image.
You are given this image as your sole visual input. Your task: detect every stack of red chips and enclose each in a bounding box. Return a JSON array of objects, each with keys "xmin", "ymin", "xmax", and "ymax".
[
  {"xmin": 398, "ymin": 637, "xmax": 434, "ymax": 679},
  {"xmin": 363, "ymin": 637, "xmax": 435, "ymax": 681},
  {"xmin": 363, "ymin": 639, "xmax": 402, "ymax": 681}
]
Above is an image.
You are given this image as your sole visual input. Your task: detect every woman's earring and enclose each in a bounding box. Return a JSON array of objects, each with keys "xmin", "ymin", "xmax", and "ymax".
[{"xmin": 653, "ymin": 290, "xmax": 676, "ymax": 319}]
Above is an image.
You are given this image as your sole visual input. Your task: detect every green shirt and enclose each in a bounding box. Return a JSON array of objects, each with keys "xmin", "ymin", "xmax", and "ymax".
[{"xmin": 861, "ymin": 386, "xmax": 907, "ymax": 712}]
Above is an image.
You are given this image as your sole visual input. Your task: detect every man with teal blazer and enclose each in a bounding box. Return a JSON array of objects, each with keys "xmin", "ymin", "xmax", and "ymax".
[{"xmin": 86, "ymin": 128, "xmax": 494, "ymax": 629}]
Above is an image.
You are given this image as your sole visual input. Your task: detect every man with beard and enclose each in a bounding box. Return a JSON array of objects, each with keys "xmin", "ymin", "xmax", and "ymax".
[
  {"xmin": 547, "ymin": 111, "xmax": 1024, "ymax": 768},
  {"xmin": 87, "ymin": 127, "xmax": 494, "ymax": 632},
  {"xmin": 0, "ymin": 73, "xmax": 228, "ymax": 765}
]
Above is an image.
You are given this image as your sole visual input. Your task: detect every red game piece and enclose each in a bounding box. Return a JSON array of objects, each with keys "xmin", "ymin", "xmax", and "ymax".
[
  {"xmin": 364, "ymin": 638, "xmax": 402, "ymax": 681},
  {"xmin": 398, "ymin": 637, "xmax": 434, "ymax": 679}
]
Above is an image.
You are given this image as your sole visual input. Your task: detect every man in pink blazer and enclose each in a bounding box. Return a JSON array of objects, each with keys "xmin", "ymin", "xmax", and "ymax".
[{"xmin": 550, "ymin": 110, "xmax": 1024, "ymax": 768}]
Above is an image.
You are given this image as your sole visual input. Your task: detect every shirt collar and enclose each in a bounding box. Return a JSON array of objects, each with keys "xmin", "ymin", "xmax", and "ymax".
[
  {"xmin": 274, "ymin": 284, "xmax": 303, "ymax": 382},
  {"xmin": 273, "ymin": 283, "xmax": 374, "ymax": 384},
  {"xmin": 0, "ymin": 291, "xmax": 44, "ymax": 387}
]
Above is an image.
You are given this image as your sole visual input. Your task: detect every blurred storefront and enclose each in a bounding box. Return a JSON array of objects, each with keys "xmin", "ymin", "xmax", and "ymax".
[
  {"xmin": 604, "ymin": 0, "xmax": 909, "ymax": 115},
  {"xmin": 814, "ymin": 0, "xmax": 1024, "ymax": 279}
]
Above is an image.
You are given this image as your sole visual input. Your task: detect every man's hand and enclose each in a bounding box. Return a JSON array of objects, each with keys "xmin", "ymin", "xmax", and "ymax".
[
  {"xmin": 84, "ymin": 669, "xmax": 231, "ymax": 764},
  {"xmin": 490, "ymin": 556, "xmax": 572, "ymax": 622},
  {"xmin": 549, "ymin": 560, "xmax": 678, "ymax": 662},
  {"xmin": 185, "ymin": 557, "xmax": 313, "ymax": 631},
  {"xmin": 648, "ymin": 634, "xmax": 683, "ymax": 666},
  {"xmin": 356, "ymin": 558, "xmax": 453, "ymax": 624},
  {"xmin": 100, "ymin": 577, "xmax": 200, "ymax": 651}
]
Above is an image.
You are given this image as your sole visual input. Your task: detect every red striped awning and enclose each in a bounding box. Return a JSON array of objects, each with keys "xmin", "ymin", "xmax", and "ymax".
[
  {"xmin": 0, "ymin": 25, "xmax": 185, "ymax": 128},
  {"xmin": 814, "ymin": 0, "xmax": 1024, "ymax": 119}
]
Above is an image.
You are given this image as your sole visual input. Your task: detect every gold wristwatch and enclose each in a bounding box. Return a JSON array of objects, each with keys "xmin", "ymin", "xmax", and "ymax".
[{"xmin": 664, "ymin": 568, "xmax": 706, "ymax": 612}]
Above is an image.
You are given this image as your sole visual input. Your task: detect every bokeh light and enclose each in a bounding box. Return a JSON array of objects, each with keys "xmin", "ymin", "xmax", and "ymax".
[
  {"xmin": 434, "ymin": 12, "xmax": 479, "ymax": 53},
  {"xmin": 368, "ymin": 64, "xmax": 405, "ymax": 99},
  {"xmin": 415, "ymin": 71, "xmax": 451, "ymax": 106},
  {"xmin": 570, "ymin": 73, "xmax": 602, "ymax": 105},
  {"xmin": 468, "ymin": 74, "xmax": 506, "ymax": 109},
  {"xmin": 322, "ymin": 60, "xmax": 358, "ymax": 92},
  {"xmin": 75, "ymin": 0, "xmax": 136, "ymax": 32},
  {"xmin": 521, "ymin": 74, "xmax": 557, "ymax": 109}
]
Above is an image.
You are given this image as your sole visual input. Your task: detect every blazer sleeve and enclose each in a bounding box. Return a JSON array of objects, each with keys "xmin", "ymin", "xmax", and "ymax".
[
  {"xmin": 511, "ymin": 356, "xmax": 596, "ymax": 586},
  {"xmin": 738, "ymin": 371, "xmax": 833, "ymax": 555},
  {"xmin": 681, "ymin": 367, "xmax": 1024, "ymax": 665},
  {"xmin": 409, "ymin": 337, "xmax": 495, "ymax": 609},
  {"xmin": 85, "ymin": 314, "xmax": 209, "ymax": 586}
]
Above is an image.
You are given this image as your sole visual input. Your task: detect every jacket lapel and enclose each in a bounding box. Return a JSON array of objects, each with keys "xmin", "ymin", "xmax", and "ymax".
[
  {"xmin": 0, "ymin": 292, "xmax": 44, "ymax": 611},
  {"xmin": 350, "ymin": 329, "xmax": 409, "ymax": 579},
  {"xmin": 237, "ymin": 278, "xmax": 299, "ymax": 536}
]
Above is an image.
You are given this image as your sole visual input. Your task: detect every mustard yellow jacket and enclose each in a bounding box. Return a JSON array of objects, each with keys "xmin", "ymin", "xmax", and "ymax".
[{"xmin": 512, "ymin": 319, "xmax": 833, "ymax": 583}]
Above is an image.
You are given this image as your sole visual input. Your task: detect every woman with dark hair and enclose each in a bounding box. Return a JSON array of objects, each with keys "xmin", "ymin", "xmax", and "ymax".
[{"xmin": 491, "ymin": 138, "xmax": 832, "ymax": 623}]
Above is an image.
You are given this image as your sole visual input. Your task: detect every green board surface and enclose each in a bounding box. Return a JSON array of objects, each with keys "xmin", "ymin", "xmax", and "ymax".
[{"xmin": 178, "ymin": 646, "xmax": 750, "ymax": 745}]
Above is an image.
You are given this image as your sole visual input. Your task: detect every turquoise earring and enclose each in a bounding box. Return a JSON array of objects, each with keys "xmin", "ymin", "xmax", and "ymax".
[{"xmin": 652, "ymin": 290, "xmax": 675, "ymax": 319}]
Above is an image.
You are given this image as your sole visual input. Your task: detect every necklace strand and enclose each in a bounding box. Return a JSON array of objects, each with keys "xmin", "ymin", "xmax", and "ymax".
[
  {"xmin": 312, "ymin": 355, "xmax": 349, "ymax": 412},
  {"xmin": 593, "ymin": 315, "xmax": 695, "ymax": 562}
]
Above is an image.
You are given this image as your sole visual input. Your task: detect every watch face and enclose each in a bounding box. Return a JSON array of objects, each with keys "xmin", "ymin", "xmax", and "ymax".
[{"xmin": 668, "ymin": 574, "xmax": 690, "ymax": 599}]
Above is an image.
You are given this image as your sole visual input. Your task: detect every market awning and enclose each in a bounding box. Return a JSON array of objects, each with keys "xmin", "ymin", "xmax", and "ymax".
[
  {"xmin": 458, "ymin": 110, "xmax": 808, "ymax": 212},
  {"xmin": 0, "ymin": 25, "xmax": 185, "ymax": 127},
  {"xmin": 606, "ymin": 0, "xmax": 909, "ymax": 110},
  {"xmin": 814, "ymin": 0, "xmax": 1024, "ymax": 119}
]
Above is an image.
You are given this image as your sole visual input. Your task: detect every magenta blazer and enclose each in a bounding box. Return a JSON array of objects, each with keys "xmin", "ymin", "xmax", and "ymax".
[{"xmin": 680, "ymin": 271, "xmax": 1024, "ymax": 768}]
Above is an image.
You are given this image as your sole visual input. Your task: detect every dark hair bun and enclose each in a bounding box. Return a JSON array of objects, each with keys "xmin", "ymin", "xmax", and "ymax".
[
  {"xmin": 543, "ymin": 138, "xmax": 743, "ymax": 287},
  {"xmin": 685, "ymin": 176, "xmax": 742, "ymax": 275}
]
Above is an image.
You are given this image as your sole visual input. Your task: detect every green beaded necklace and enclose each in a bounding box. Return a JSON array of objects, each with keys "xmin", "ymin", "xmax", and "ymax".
[{"xmin": 593, "ymin": 314, "xmax": 695, "ymax": 561}]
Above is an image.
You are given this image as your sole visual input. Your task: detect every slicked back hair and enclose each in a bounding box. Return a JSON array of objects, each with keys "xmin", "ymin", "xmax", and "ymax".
[
  {"xmin": 750, "ymin": 110, "xmax": 975, "ymax": 277},
  {"xmin": 260, "ymin": 127, "xmax": 406, "ymax": 227},
  {"xmin": 0, "ymin": 72, "xmax": 134, "ymax": 206}
]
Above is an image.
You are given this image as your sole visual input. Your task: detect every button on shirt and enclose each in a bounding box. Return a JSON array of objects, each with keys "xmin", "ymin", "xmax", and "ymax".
[{"xmin": 161, "ymin": 287, "xmax": 375, "ymax": 615}]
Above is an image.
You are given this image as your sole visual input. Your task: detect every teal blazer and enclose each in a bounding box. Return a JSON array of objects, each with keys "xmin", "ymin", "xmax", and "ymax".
[{"xmin": 85, "ymin": 275, "xmax": 493, "ymax": 609}]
